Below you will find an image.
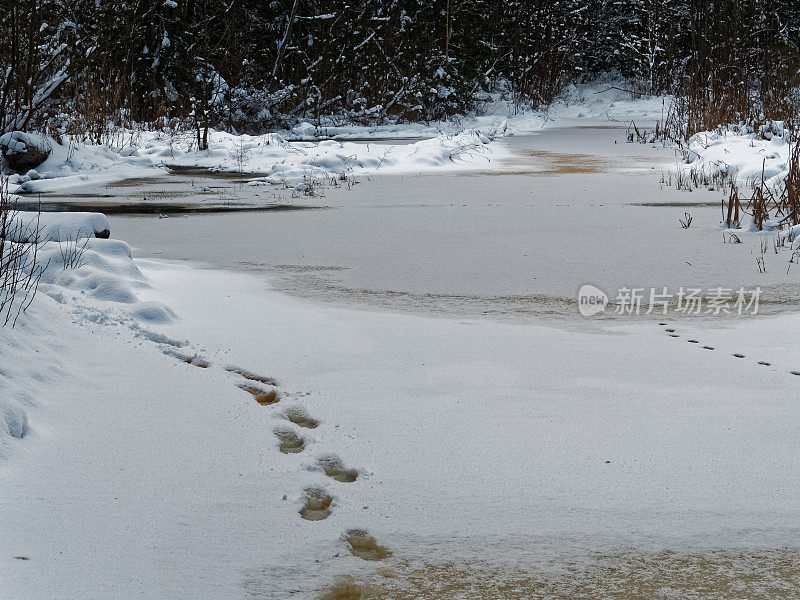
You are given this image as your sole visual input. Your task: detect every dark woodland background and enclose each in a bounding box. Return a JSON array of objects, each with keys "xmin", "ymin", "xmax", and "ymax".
[{"xmin": 2, "ymin": 0, "xmax": 800, "ymax": 140}]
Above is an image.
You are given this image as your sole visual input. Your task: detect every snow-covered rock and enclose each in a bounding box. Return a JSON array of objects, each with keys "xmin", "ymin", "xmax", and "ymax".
[
  {"xmin": 5, "ymin": 211, "xmax": 111, "ymax": 243},
  {"xmin": 0, "ymin": 131, "xmax": 51, "ymax": 173}
]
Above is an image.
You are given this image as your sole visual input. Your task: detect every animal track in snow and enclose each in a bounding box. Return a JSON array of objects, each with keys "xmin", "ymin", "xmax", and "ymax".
[
  {"xmin": 274, "ymin": 427, "xmax": 305, "ymax": 454},
  {"xmin": 656, "ymin": 323, "xmax": 786, "ymax": 376},
  {"xmin": 284, "ymin": 406, "xmax": 319, "ymax": 429},
  {"xmin": 299, "ymin": 487, "xmax": 333, "ymax": 521},
  {"xmin": 238, "ymin": 383, "xmax": 280, "ymax": 405},
  {"xmin": 343, "ymin": 529, "xmax": 391, "ymax": 561},
  {"xmin": 318, "ymin": 455, "xmax": 359, "ymax": 483}
]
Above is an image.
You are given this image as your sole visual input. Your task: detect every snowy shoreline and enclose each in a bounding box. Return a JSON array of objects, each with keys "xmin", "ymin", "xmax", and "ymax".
[{"xmin": 3, "ymin": 84, "xmax": 668, "ymax": 198}]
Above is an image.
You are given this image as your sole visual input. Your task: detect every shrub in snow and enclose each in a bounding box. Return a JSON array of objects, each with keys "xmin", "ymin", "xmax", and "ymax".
[{"xmin": 1, "ymin": 181, "xmax": 48, "ymax": 327}]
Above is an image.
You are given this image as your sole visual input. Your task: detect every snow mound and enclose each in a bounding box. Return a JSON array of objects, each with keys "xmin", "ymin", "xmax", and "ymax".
[
  {"xmin": 6, "ymin": 135, "xmax": 166, "ymax": 194},
  {"xmin": 130, "ymin": 302, "xmax": 177, "ymax": 324},
  {"xmin": 34, "ymin": 238, "xmax": 145, "ymax": 304},
  {"xmin": 133, "ymin": 128, "xmax": 506, "ymax": 180},
  {"xmin": 6, "ymin": 211, "xmax": 111, "ymax": 243},
  {"xmin": 686, "ymin": 129, "xmax": 789, "ymax": 186}
]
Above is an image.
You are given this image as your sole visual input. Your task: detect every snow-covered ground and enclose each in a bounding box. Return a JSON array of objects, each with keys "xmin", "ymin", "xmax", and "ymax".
[
  {"xmin": 2, "ymin": 230, "xmax": 800, "ymax": 598},
  {"xmin": 4, "ymin": 100, "xmax": 800, "ymax": 598}
]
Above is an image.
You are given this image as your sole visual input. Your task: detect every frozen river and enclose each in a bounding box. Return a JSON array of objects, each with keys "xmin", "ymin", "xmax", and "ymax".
[{"xmin": 103, "ymin": 127, "xmax": 800, "ymax": 319}]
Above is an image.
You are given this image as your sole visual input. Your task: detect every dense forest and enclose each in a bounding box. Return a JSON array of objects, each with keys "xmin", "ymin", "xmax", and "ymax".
[{"xmin": 2, "ymin": 0, "xmax": 800, "ymax": 141}]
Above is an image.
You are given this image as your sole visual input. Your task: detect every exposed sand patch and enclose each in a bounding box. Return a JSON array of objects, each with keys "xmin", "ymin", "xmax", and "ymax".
[
  {"xmin": 319, "ymin": 576, "xmax": 382, "ymax": 600},
  {"xmin": 321, "ymin": 546, "xmax": 800, "ymax": 599},
  {"xmin": 477, "ymin": 150, "xmax": 610, "ymax": 177}
]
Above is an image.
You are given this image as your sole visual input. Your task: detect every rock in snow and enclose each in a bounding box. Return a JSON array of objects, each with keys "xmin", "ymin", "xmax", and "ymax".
[{"xmin": 0, "ymin": 131, "xmax": 51, "ymax": 173}]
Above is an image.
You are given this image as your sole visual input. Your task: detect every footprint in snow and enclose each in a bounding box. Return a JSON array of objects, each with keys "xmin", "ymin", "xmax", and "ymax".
[
  {"xmin": 162, "ymin": 348, "xmax": 210, "ymax": 368},
  {"xmin": 299, "ymin": 487, "xmax": 333, "ymax": 521},
  {"xmin": 343, "ymin": 530, "xmax": 391, "ymax": 561},
  {"xmin": 284, "ymin": 405, "xmax": 319, "ymax": 429},
  {"xmin": 318, "ymin": 454, "xmax": 359, "ymax": 483},
  {"xmin": 238, "ymin": 383, "xmax": 280, "ymax": 405},
  {"xmin": 225, "ymin": 366, "xmax": 279, "ymax": 387},
  {"xmin": 274, "ymin": 427, "xmax": 305, "ymax": 454}
]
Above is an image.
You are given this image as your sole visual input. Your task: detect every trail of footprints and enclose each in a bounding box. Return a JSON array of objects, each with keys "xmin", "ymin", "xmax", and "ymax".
[
  {"xmin": 658, "ymin": 322, "xmax": 792, "ymax": 371},
  {"xmin": 158, "ymin": 342, "xmax": 390, "ymax": 566}
]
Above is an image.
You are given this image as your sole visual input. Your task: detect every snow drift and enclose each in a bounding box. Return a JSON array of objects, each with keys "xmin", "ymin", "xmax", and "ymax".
[{"xmin": 5, "ymin": 211, "xmax": 111, "ymax": 243}]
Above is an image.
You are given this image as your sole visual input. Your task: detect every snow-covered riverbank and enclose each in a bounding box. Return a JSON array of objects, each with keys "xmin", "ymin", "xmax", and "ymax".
[{"xmin": 4, "ymin": 84, "xmax": 667, "ymax": 197}]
